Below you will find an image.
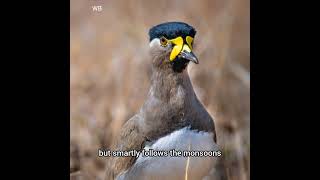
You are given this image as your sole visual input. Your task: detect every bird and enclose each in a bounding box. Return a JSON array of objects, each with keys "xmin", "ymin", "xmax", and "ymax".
[{"xmin": 105, "ymin": 22, "xmax": 218, "ymax": 180}]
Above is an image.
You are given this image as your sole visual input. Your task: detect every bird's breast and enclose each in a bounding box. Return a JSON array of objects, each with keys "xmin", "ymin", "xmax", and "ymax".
[{"xmin": 117, "ymin": 127, "xmax": 219, "ymax": 180}]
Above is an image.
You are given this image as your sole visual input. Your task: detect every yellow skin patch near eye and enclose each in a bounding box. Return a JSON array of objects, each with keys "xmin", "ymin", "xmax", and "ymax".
[
  {"xmin": 168, "ymin": 36, "xmax": 194, "ymax": 61},
  {"xmin": 168, "ymin": 37, "xmax": 183, "ymax": 61},
  {"xmin": 182, "ymin": 44, "xmax": 191, "ymax": 53},
  {"xmin": 186, "ymin": 36, "xmax": 193, "ymax": 50}
]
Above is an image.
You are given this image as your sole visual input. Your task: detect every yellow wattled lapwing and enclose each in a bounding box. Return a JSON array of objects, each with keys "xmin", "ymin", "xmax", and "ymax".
[{"xmin": 105, "ymin": 22, "xmax": 219, "ymax": 180}]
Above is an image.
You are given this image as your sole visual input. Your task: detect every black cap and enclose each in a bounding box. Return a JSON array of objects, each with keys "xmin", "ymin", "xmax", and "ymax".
[{"xmin": 149, "ymin": 22, "xmax": 196, "ymax": 42}]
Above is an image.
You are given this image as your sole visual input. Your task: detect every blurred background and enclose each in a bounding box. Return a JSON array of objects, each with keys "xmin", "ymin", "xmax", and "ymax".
[{"xmin": 70, "ymin": 0, "xmax": 250, "ymax": 179}]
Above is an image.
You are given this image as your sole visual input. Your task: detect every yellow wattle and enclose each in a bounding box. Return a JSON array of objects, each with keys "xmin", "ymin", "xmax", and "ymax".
[
  {"xmin": 186, "ymin": 36, "xmax": 193, "ymax": 50},
  {"xmin": 168, "ymin": 36, "xmax": 194, "ymax": 61},
  {"xmin": 169, "ymin": 37, "xmax": 183, "ymax": 61}
]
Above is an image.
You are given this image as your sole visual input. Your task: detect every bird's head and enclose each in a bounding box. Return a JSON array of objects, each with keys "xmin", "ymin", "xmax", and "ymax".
[{"xmin": 149, "ymin": 22, "xmax": 198, "ymax": 73}]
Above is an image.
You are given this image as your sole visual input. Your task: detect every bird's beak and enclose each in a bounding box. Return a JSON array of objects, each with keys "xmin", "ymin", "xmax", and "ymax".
[
  {"xmin": 168, "ymin": 36, "xmax": 198, "ymax": 64},
  {"xmin": 179, "ymin": 44, "xmax": 199, "ymax": 64},
  {"xmin": 180, "ymin": 50, "xmax": 199, "ymax": 64}
]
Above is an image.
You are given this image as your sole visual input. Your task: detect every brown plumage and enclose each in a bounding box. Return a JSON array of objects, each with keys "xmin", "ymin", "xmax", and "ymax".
[{"xmin": 105, "ymin": 22, "xmax": 217, "ymax": 180}]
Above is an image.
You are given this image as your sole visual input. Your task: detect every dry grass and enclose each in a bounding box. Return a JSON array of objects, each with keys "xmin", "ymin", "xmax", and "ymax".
[
  {"xmin": 70, "ymin": 0, "xmax": 250, "ymax": 179},
  {"xmin": 185, "ymin": 141, "xmax": 192, "ymax": 180}
]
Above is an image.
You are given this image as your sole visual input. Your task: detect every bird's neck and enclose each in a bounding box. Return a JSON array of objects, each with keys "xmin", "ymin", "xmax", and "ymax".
[
  {"xmin": 140, "ymin": 66, "xmax": 202, "ymax": 140},
  {"xmin": 148, "ymin": 67, "xmax": 196, "ymax": 102}
]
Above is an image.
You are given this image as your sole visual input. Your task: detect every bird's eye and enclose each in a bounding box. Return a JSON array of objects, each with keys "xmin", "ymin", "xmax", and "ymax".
[{"xmin": 160, "ymin": 37, "xmax": 168, "ymax": 47}]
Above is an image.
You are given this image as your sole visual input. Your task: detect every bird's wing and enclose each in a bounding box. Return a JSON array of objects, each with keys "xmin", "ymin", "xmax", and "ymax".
[
  {"xmin": 206, "ymin": 111, "xmax": 217, "ymax": 143},
  {"xmin": 105, "ymin": 115, "xmax": 146, "ymax": 180}
]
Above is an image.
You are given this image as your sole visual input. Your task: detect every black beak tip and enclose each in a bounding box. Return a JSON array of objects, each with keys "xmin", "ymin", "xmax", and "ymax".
[
  {"xmin": 192, "ymin": 58, "xmax": 199, "ymax": 64},
  {"xmin": 181, "ymin": 51, "xmax": 199, "ymax": 64}
]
